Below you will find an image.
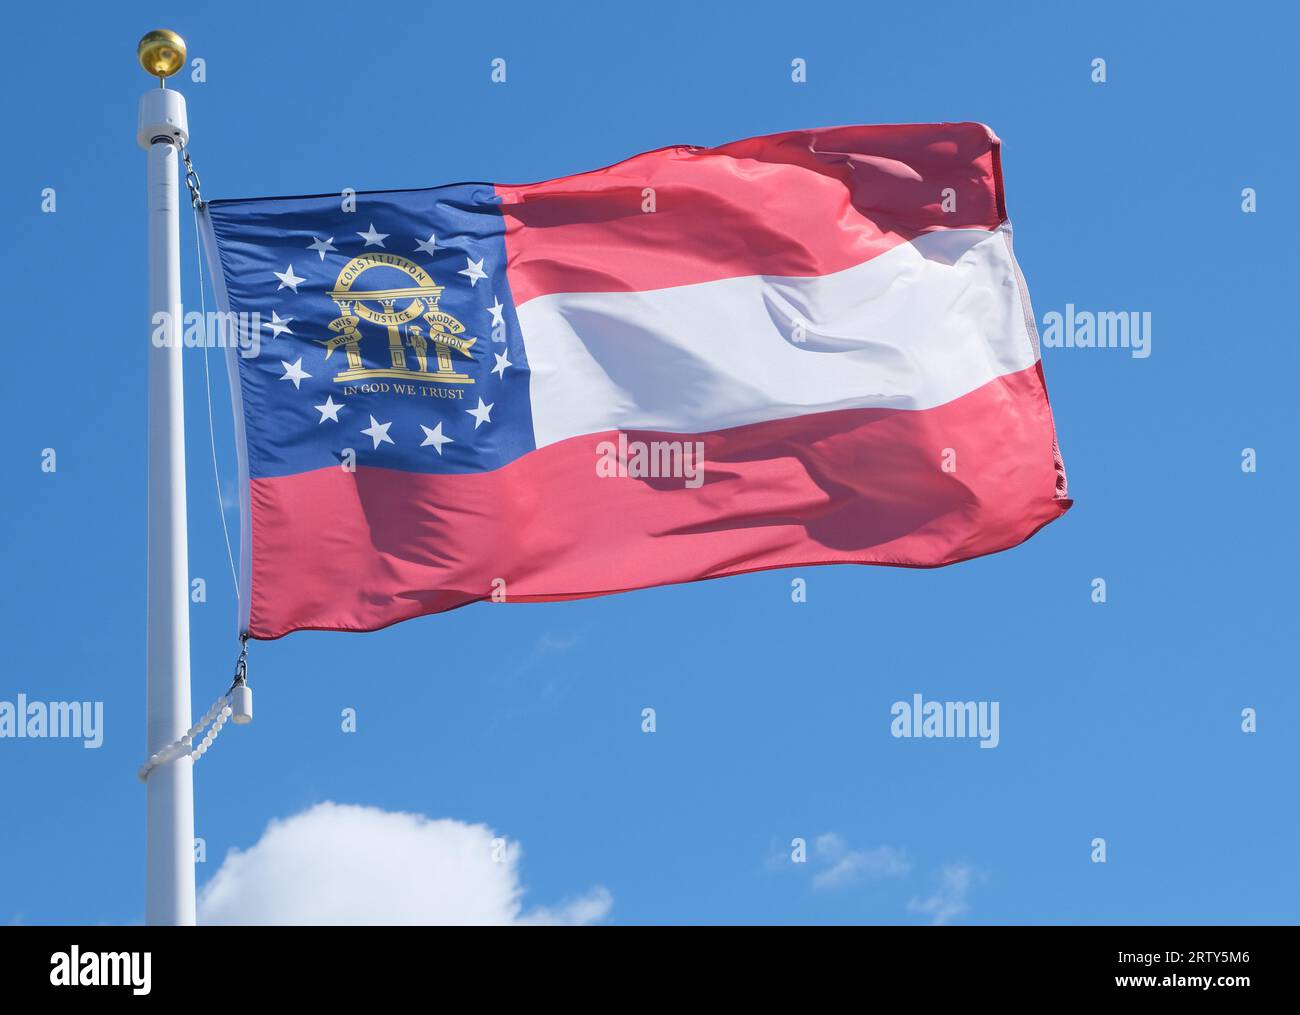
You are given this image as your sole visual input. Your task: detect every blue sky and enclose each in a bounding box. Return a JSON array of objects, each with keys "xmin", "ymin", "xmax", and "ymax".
[{"xmin": 2, "ymin": 0, "xmax": 1297, "ymax": 924}]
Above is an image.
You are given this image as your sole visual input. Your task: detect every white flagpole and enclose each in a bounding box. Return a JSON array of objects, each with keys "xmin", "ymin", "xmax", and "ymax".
[{"xmin": 137, "ymin": 29, "xmax": 196, "ymax": 926}]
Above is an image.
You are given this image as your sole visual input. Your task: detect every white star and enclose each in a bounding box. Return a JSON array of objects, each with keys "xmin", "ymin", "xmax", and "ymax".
[
  {"xmin": 361, "ymin": 415, "xmax": 395, "ymax": 449},
  {"xmin": 486, "ymin": 296, "xmax": 505, "ymax": 327},
  {"xmin": 263, "ymin": 311, "xmax": 294, "ymax": 339},
  {"xmin": 419, "ymin": 421, "xmax": 454, "ymax": 454},
  {"xmin": 466, "ymin": 397, "xmax": 494, "ymax": 429},
  {"xmin": 314, "ymin": 395, "xmax": 344, "ymax": 423},
  {"xmin": 357, "ymin": 223, "xmax": 389, "ymax": 247},
  {"xmin": 274, "ymin": 264, "xmax": 306, "ymax": 292},
  {"xmin": 459, "ymin": 256, "xmax": 488, "ymax": 287},
  {"xmin": 491, "ymin": 351, "xmax": 512, "ymax": 378},
  {"xmin": 415, "ymin": 233, "xmax": 438, "ymax": 256},
  {"xmin": 280, "ymin": 358, "xmax": 311, "ymax": 389},
  {"xmin": 307, "ymin": 236, "xmax": 337, "ymax": 260}
]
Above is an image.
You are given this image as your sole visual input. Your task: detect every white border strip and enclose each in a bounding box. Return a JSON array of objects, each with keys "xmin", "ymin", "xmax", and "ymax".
[{"xmin": 198, "ymin": 206, "xmax": 253, "ymax": 637}]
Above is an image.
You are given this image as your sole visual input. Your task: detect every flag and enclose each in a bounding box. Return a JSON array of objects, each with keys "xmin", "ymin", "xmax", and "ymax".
[{"xmin": 200, "ymin": 122, "xmax": 1070, "ymax": 639}]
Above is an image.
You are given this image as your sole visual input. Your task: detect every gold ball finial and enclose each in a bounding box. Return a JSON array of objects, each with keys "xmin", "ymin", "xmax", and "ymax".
[{"xmin": 137, "ymin": 29, "xmax": 187, "ymax": 81}]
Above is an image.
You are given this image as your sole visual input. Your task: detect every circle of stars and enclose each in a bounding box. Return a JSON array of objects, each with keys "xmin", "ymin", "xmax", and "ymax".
[{"xmin": 266, "ymin": 225, "xmax": 514, "ymax": 459}]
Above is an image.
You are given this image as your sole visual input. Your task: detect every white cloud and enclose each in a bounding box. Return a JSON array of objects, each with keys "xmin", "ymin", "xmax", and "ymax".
[
  {"xmin": 907, "ymin": 863, "xmax": 975, "ymax": 925},
  {"xmin": 198, "ymin": 802, "xmax": 611, "ymax": 926},
  {"xmin": 810, "ymin": 833, "xmax": 910, "ymax": 890}
]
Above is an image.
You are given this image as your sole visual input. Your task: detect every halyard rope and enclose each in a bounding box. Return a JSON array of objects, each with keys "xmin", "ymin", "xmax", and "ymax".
[
  {"xmin": 137, "ymin": 691, "xmax": 234, "ymax": 782},
  {"xmin": 138, "ymin": 638, "xmax": 248, "ymax": 781}
]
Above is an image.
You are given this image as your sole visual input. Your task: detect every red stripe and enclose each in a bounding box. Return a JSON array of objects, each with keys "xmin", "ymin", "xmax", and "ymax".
[
  {"xmin": 246, "ymin": 364, "xmax": 1068, "ymax": 639},
  {"xmin": 498, "ymin": 122, "xmax": 1005, "ymax": 306}
]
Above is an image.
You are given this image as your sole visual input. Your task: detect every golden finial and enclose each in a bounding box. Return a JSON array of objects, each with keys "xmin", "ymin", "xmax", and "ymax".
[{"xmin": 137, "ymin": 29, "xmax": 187, "ymax": 85}]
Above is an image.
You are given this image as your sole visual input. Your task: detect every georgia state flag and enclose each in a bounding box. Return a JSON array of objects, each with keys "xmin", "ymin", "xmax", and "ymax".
[{"xmin": 200, "ymin": 122, "xmax": 1070, "ymax": 639}]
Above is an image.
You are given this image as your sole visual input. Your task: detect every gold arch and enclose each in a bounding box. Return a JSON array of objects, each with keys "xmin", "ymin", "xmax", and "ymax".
[{"xmin": 318, "ymin": 253, "xmax": 475, "ymax": 385}]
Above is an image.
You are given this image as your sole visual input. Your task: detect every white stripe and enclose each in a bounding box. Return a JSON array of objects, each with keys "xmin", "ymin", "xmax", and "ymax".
[{"xmin": 518, "ymin": 224, "xmax": 1039, "ymax": 447}]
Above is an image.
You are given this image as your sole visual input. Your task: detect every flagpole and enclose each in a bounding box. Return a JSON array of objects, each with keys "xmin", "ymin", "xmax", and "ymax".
[{"xmin": 137, "ymin": 29, "xmax": 196, "ymax": 926}]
